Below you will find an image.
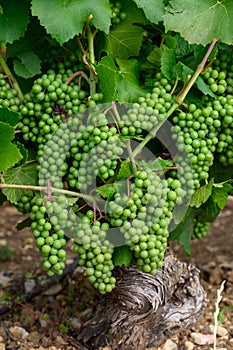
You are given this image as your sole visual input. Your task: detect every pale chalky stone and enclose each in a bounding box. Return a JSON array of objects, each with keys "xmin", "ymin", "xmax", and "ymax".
[{"xmin": 191, "ymin": 332, "xmax": 214, "ymax": 345}]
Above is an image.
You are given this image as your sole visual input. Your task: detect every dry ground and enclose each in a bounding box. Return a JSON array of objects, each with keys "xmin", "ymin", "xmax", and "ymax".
[{"xmin": 0, "ymin": 198, "xmax": 232, "ymax": 350}]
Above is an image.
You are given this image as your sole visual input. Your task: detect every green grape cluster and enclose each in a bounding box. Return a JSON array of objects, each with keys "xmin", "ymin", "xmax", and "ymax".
[
  {"xmin": 192, "ymin": 218, "xmax": 211, "ymax": 239},
  {"xmin": 203, "ymin": 51, "xmax": 233, "ymax": 95},
  {"xmin": 35, "ymin": 99, "xmax": 189, "ymax": 293},
  {"xmin": 72, "ymin": 220, "xmax": 116, "ymax": 294},
  {"xmin": 212, "ymin": 95, "xmax": 233, "ymax": 166},
  {"xmin": 138, "ymin": 73, "xmax": 174, "ymax": 109},
  {"xmin": 17, "ymin": 69, "xmax": 88, "ymax": 145},
  {"xmin": 110, "ymin": 1, "xmax": 127, "ymax": 27},
  {"xmin": 30, "ymin": 196, "xmax": 69, "ymax": 276},
  {"xmin": 171, "ymin": 99, "xmax": 221, "ymax": 190},
  {"xmin": 120, "ymin": 168, "xmax": 183, "ymax": 274},
  {"xmin": 117, "ymin": 74, "xmax": 175, "ymax": 138},
  {"xmin": 67, "ymin": 119, "xmax": 122, "ymax": 191},
  {"xmin": 203, "ymin": 66, "xmax": 228, "ymax": 95},
  {"xmin": 0, "ymin": 73, "xmax": 21, "ymax": 112},
  {"xmin": 16, "ymin": 194, "xmax": 34, "ymax": 214}
]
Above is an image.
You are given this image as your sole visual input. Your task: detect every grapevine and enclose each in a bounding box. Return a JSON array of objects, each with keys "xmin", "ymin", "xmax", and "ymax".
[{"xmin": 0, "ymin": 0, "xmax": 232, "ymax": 296}]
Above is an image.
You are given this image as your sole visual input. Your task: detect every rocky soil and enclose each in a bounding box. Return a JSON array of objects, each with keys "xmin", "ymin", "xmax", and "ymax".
[{"xmin": 0, "ymin": 198, "xmax": 232, "ymax": 350}]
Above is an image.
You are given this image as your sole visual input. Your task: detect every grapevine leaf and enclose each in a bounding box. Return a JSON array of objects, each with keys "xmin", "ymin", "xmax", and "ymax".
[
  {"xmin": 132, "ymin": 0, "xmax": 165, "ymax": 24},
  {"xmin": 120, "ymin": 135, "xmax": 144, "ymax": 141},
  {"xmin": 16, "ymin": 143, "xmax": 27, "ymax": 164},
  {"xmin": 0, "ymin": 192, "xmax": 7, "ymax": 206},
  {"xmin": 116, "ymin": 59, "xmax": 147, "ymax": 102},
  {"xmin": 142, "ymin": 157, "xmax": 173, "ymax": 171},
  {"xmin": 0, "ymin": 108, "xmax": 19, "ymax": 126},
  {"xmin": 104, "ymin": 0, "xmax": 146, "ymax": 59},
  {"xmin": 97, "ymin": 56, "xmax": 147, "ymax": 102},
  {"xmin": 190, "ymin": 178, "xmax": 214, "ymax": 208},
  {"xmin": 161, "ymin": 47, "xmax": 176, "ymax": 80},
  {"xmin": 13, "ymin": 51, "xmax": 41, "ymax": 79},
  {"xmin": 96, "ymin": 55, "xmax": 118, "ymax": 102},
  {"xmin": 198, "ymin": 196, "xmax": 220, "ymax": 219},
  {"xmin": 0, "ymin": 0, "xmax": 30, "ymax": 44},
  {"xmin": 96, "ymin": 184, "xmax": 116, "ymax": 200},
  {"xmin": 16, "ymin": 217, "xmax": 33, "ymax": 230},
  {"xmin": 212, "ymin": 183, "xmax": 232, "ymax": 209},
  {"xmin": 2, "ymin": 163, "xmax": 38, "ymax": 204},
  {"xmin": 31, "ymin": 0, "xmax": 111, "ymax": 45},
  {"xmin": 7, "ymin": 17, "xmax": 48, "ymax": 58},
  {"xmin": 174, "ymin": 34, "xmax": 191, "ymax": 58},
  {"xmin": 193, "ymin": 43, "xmax": 219, "ymax": 65},
  {"xmin": 164, "ymin": 35, "xmax": 177, "ymax": 50},
  {"xmin": 164, "ymin": 0, "xmax": 233, "ymax": 46},
  {"xmin": 0, "ymin": 122, "xmax": 22, "ymax": 172},
  {"xmin": 117, "ymin": 161, "xmax": 133, "ymax": 180},
  {"xmin": 113, "ymin": 245, "xmax": 133, "ymax": 266},
  {"xmin": 169, "ymin": 209, "xmax": 194, "ymax": 256},
  {"xmin": 176, "ymin": 62, "xmax": 216, "ymax": 97},
  {"xmin": 147, "ymin": 46, "xmax": 163, "ymax": 67},
  {"xmin": 66, "ymin": 197, "xmax": 79, "ymax": 207},
  {"xmin": 209, "ymin": 162, "xmax": 233, "ymax": 182}
]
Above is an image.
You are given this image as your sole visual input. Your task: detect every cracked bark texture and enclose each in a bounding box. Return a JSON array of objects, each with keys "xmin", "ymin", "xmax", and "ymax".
[{"xmin": 78, "ymin": 253, "xmax": 207, "ymax": 350}]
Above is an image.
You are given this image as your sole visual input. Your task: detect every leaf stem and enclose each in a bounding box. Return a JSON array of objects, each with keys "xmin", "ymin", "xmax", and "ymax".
[
  {"xmin": 0, "ymin": 54, "xmax": 24, "ymax": 101},
  {"xmin": 0, "ymin": 183, "xmax": 97, "ymax": 203}
]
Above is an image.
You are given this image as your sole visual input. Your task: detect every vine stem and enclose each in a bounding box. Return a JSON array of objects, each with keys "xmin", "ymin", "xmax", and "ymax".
[
  {"xmin": 0, "ymin": 183, "xmax": 97, "ymax": 204},
  {"xmin": 86, "ymin": 23, "xmax": 97, "ymax": 96},
  {"xmin": 65, "ymin": 70, "xmax": 90, "ymax": 86},
  {"xmin": 132, "ymin": 38, "xmax": 218, "ymax": 159},
  {"xmin": 176, "ymin": 38, "xmax": 219, "ymax": 104},
  {"xmin": 126, "ymin": 140, "xmax": 137, "ymax": 172},
  {"xmin": 0, "ymin": 54, "xmax": 24, "ymax": 101}
]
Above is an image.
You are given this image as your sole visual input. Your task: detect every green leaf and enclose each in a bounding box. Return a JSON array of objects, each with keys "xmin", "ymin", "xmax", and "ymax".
[
  {"xmin": 141, "ymin": 157, "xmax": 173, "ymax": 171},
  {"xmin": 117, "ymin": 161, "xmax": 133, "ymax": 180},
  {"xmin": 31, "ymin": 0, "xmax": 111, "ymax": 45},
  {"xmin": 169, "ymin": 209, "xmax": 194, "ymax": 256},
  {"xmin": 0, "ymin": 192, "xmax": 7, "ymax": 206},
  {"xmin": 174, "ymin": 34, "xmax": 191, "ymax": 58},
  {"xmin": 116, "ymin": 58, "xmax": 147, "ymax": 102},
  {"xmin": 104, "ymin": 0, "xmax": 146, "ymax": 59},
  {"xmin": 164, "ymin": 0, "xmax": 233, "ymax": 46},
  {"xmin": 0, "ymin": 0, "xmax": 30, "ymax": 44},
  {"xmin": 190, "ymin": 178, "xmax": 214, "ymax": 208},
  {"xmin": 0, "ymin": 108, "xmax": 19, "ymax": 126},
  {"xmin": 7, "ymin": 17, "xmax": 48, "ymax": 58},
  {"xmin": 96, "ymin": 55, "xmax": 118, "ymax": 102},
  {"xmin": 0, "ymin": 122, "xmax": 22, "ymax": 172},
  {"xmin": 212, "ymin": 183, "xmax": 232, "ymax": 209},
  {"xmin": 97, "ymin": 56, "xmax": 147, "ymax": 103},
  {"xmin": 132, "ymin": 0, "xmax": 165, "ymax": 24},
  {"xmin": 96, "ymin": 184, "xmax": 116, "ymax": 200},
  {"xmin": 176, "ymin": 62, "xmax": 216, "ymax": 97},
  {"xmin": 16, "ymin": 217, "xmax": 33, "ymax": 230},
  {"xmin": 198, "ymin": 196, "xmax": 220, "ymax": 219},
  {"xmin": 161, "ymin": 47, "xmax": 176, "ymax": 80},
  {"xmin": 2, "ymin": 163, "xmax": 38, "ymax": 204},
  {"xmin": 209, "ymin": 162, "xmax": 233, "ymax": 183},
  {"xmin": 13, "ymin": 51, "xmax": 41, "ymax": 79},
  {"xmin": 147, "ymin": 46, "xmax": 163, "ymax": 67},
  {"xmin": 113, "ymin": 245, "xmax": 133, "ymax": 266}
]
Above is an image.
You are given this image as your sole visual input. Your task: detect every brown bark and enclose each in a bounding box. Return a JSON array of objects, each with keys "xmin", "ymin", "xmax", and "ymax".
[{"xmin": 78, "ymin": 253, "xmax": 206, "ymax": 350}]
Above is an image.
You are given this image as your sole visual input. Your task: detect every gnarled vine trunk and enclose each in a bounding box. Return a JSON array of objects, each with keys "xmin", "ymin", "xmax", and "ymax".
[{"xmin": 78, "ymin": 253, "xmax": 206, "ymax": 350}]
